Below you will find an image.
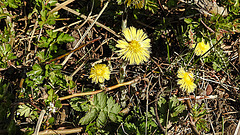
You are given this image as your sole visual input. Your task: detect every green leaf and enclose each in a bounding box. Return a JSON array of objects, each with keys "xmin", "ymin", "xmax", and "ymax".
[
  {"xmin": 111, "ymin": 103, "xmax": 121, "ymax": 114},
  {"xmin": 48, "ymin": 117, "xmax": 55, "ymax": 125},
  {"xmin": 107, "ymin": 96, "xmax": 114, "ymax": 112},
  {"xmin": 17, "ymin": 104, "xmax": 32, "ymax": 117},
  {"xmin": 96, "ymin": 110, "xmax": 107, "ymax": 127},
  {"xmin": 184, "ymin": 18, "xmax": 193, "ymax": 24},
  {"xmin": 55, "ymin": 100, "xmax": 62, "ymax": 108},
  {"xmin": 46, "ymin": 30, "xmax": 57, "ymax": 39},
  {"xmin": 108, "ymin": 112, "xmax": 117, "ymax": 122},
  {"xmin": 57, "ymin": 33, "xmax": 75, "ymax": 44},
  {"xmin": 47, "ymin": 89, "xmax": 54, "ymax": 102},
  {"xmin": 36, "ymin": 51, "xmax": 46, "ymax": 62},
  {"xmin": 7, "ymin": 0, "xmax": 21, "ymax": 8},
  {"xmin": 26, "ymin": 64, "xmax": 42, "ymax": 76},
  {"xmin": 38, "ymin": 36, "xmax": 52, "ymax": 48},
  {"xmin": 169, "ymin": 96, "xmax": 179, "ymax": 109},
  {"xmin": 79, "ymin": 108, "xmax": 98, "ymax": 125},
  {"xmin": 48, "ymin": 0, "xmax": 57, "ymax": 6},
  {"xmin": 31, "ymin": 75, "xmax": 44, "ymax": 85},
  {"xmin": 70, "ymin": 98, "xmax": 89, "ymax": 112},
  {"xmin": 96, "ymin": 92, "xmax": 107, "ymax": 109},
  {"xmin": 70, "ymin": 98, "xmax": 82, "ymax": 111},
  {"xmin": 172, "ymin": 104, "xmax": 185, "ymax": 117}
]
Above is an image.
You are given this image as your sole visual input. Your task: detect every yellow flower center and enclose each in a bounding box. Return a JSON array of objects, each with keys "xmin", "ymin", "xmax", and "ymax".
[
  {"xmin": 199, "ymin": 42, "xmax": 207, "ymax": 50},
  {"xmin": 129, "ymin": 40, "xmax": 141, "ymax": 53},
  {"xmin": 183, "ymin": 72, "xmax": 192, "ymax": 83},
  {"xmin": 96, "ymin": 69, "xmax": 104, "ymax": 76}
]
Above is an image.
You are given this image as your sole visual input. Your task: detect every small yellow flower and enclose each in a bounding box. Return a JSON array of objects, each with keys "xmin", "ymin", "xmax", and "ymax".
[
  {"xmin": 116, "ymin": 27, "xmax": 151, "ymax": 65},
  {"xmin": 192, "ymin": 39, "xmax": 210, "ymax": 57},
  {"xmin": 89, "ymin": 64, "xmax": 110, "ymax": 84},
  {"xmin": 177, "ymin": 67, "xmax": 196, "ymax": 93},
  {"xmin": 125, "ymin": 0, "xmax": 144, "ymax": 9}
]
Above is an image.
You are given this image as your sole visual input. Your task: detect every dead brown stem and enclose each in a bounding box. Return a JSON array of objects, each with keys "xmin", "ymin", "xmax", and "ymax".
[{"xmin": 59, "ymin": 76, "xmax": 141, "ymax": 100}]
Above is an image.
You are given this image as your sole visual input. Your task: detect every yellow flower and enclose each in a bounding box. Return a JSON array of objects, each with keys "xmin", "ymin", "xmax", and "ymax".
[
  {"xmin": 177, "ymin": 67, "xmax": 196, "ymax": 93},
  {"xmin": 125, "ymin": 0, "xmax": 144, "ymax": 9},
  {"xmin": 116, "ymin": 27, "xmax": 151, "ymax": 65},
  {"xmin": 89, "ymin": 64, "xmax": 110, "ymax": 84},
  {"xmin": 192, "ymin": 40, "xmax": 210, "ymax": 57}
]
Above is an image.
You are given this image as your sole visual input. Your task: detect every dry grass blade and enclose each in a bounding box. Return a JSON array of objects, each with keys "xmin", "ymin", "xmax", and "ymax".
[
  {"xmin": 55, "ymin": 3, "xmax": 121, "ymax": 38},
  {"xmin": 33, "ymin": 110, "xmax": 46, "ymax": 135},
  {"xmin": 45, "ymin": 36, "xmax": 101, "ymax": 64},
  {"xmin": 60, "ymin": 0, "xmax": 110, "ymax": 66},
  {"xmin": 49, "ymin": 0, "xmax": 75, "ymax": 15},
  {"xmin": 38, "ymin": 127, "xmax": 83, "ymax": 135}
]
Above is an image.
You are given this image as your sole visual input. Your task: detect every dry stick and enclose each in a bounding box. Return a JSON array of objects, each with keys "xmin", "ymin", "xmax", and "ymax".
[
  {"xmin": 154, "ymin": 90, "xmax": 166, "ymax": 134},
  {"xmin": 28, "ymin": 19, "xmax": 38, "ymax": 51},
  {"xmin": 53, "ymin": 0, "xmax": 95, "ymax": 33},
  {"xmin": 33, "ymin": 110, "xmax": 46, "ymax": 135},
  {"xmin": 59, "ymin": 76, "xmax": 141, "ymax": 101},
  {"xmin": 60, "ymin": 0, "xmax": 110, "ymax": 66},
  {"xmin": 56, "ymin": 3, "xmax": 121, "ymax": 38},
  {"xmin": 45, "ymin": 37, "xmax": 101, "ymax": 64},
  {"xmin": 145, "ymin": 75, "xmax": 152, "ymax": 135},
  {"xmin": 49, "ymin": 0, "xmax": 75, "ymax": 15},
  {"xmin": 53, "ymin": 19, "xmax": 83, "ymax": 32},
  {"xmin": 234, "ymin": 119, "xmax": 240, "ymax": 135},
  {"xmin": 198, "ymin": 76, "xmax": 239, "ymax": 90},
  {"xmin": 200, "ymin": 19, "xmax": 215, "ymax": 33},
  {"xmin": 186, "ymin": 99, "xmax": 200, "ymax": 135},
  {"xmin": 177, "ymin": 95, "xmax": 217, "ymax": 101},
  {"xmin": 38, "ymin": 127, "xmax": 83, "ymax": 135}
]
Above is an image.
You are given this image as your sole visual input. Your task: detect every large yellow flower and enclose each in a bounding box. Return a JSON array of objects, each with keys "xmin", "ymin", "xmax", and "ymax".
[
  {"xmin": 89, "ymin": 64, "xmax": 110, "ymax": 84},
  {"xmin": 116, "ymin": 27, "xmax": 151, "ymax": 65},
  {"xmin": 177, "ymin": 67, "xmax": 196, "ymax": 93},
  {"xmin": 192, "ymin": 40, "xmax": 210, "ymax": 57}
]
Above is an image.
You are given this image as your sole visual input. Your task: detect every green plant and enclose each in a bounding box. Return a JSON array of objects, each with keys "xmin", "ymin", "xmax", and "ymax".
[
  {"xmin": 151, "ymin": 96, "xmax": 186, "ymax": 126},
  {"xmin": 191, "ymin": 103, "xmax": 209, "ymax": 132},
  {"xmin": 70, "ymin": 92, "xmax": 122, "ymax": 129},
  {"xmin": 118, "ymin": 106, "xmax": 160, "ymax": 135}
]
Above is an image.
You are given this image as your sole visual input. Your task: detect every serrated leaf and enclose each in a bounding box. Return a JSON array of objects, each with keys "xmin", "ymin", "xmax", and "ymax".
[
  {"xmin": 50, "ymin": 64, "xmax": 62, "ymax": 70},
  {"xmin": 80, "ymin": 102, "xmax": 90, "ymax": 112},
  {"xmin": 169, "ymin": 96, "xmax": 179, "ymax": 109},
  {"xmin": 26, "ymin": 64, "xmax": 42, "ymax": 76},
  {"xmin": 172, "ymin": 104, "xmax": 185, "ymax": 117},
  {"xmin": 107, "ymin": 96, "xmax": 115, "ymax": 112},
  {"xmin": 96, "ymin": 110, "xmax": 107, "ymax": 127},
  {"xmin": 70, "ymin": 98, "xmax": 89, "ymax": 112},
  {"xmin": 157, "ymin": 97, "xmax": 167, "ymax": 113},
  {"xmin": 108, "ymin": 112, "xmax": 117, "ymax": 122},
  {"xmin": 79, "ymin": 108, "xmax": 98, "ymax": 125},
  {"xmin": 36, "ymin": 51, "xmax": 46, "ymax": 62},
  {"xmin": 46, "ymin": 30, "xmax": 57, "ymax": 39},
  {"xmin": 57, "ymin": 33, "xmax": 75, "ymax": 44},
  {"xmin": 96, "ymin": 92, "xmax": 107, "ymax": 109},
  {"xmin": 111, "ymin": 103, "xmax": 121, "ymax": 114},
  {"xmin": 70, "ymin": 98, "xmax": 82, "ymax": 111},
  {"xmin": 38, "ymin": 37, "xmax": 49, "ymax": 48},
  {"xmin": 17, "ymin": 104, "xmax": 31, "ymax": 117}
]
